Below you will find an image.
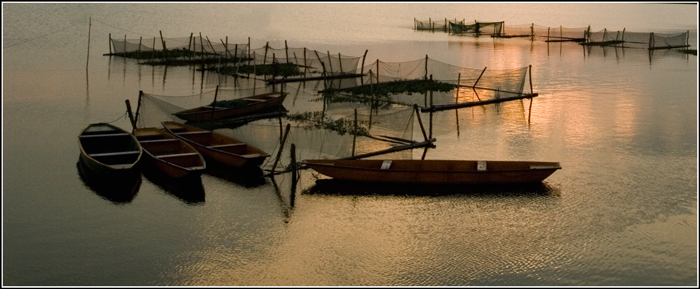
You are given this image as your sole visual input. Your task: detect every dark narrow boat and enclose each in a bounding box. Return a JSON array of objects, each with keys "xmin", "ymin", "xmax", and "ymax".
[
  {"xmin": 302, "ymin": 159, "xmax": 561, "ymax": 184},
  {"xmin": 162, "ymin": 121, "xmax": 269, "ymax": 168},
  {"xmin": 78, "ymin": 123, "xmax": 142, "ymax": 177},
  {"xmin": 173, "ymin": 92, "xmax": 288, "ymax": 122},
  {"xmin": 133, "ymin": 127, "xmax": 206, "ymax": 179}
]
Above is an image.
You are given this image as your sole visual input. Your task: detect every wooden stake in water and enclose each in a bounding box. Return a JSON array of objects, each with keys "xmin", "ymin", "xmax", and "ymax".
[
  {"xmin": 86, "ymin": 17, "xmax": 91, "ymax": 70},
  {"xmin": 352, "ymin": 109, "xmax": 358, "ymax": 157}
]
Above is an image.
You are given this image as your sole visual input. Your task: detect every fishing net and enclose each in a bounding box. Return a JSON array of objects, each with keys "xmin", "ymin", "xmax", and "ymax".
[
  {"xmin": 110, "ymin": 35, "xmax": 249, "ymax": 58},
  {"xmin": 136, "ymin": 85, "xmax": 277, "ymax": 129},
  {"xmin": 449, "ymin": 21, "xmax": 504, "ymax": 36},
  {"xmin": 583, "ymin": 30, "xmax": 689, "ymax": 49},
  {"xmin": 415, "ymin": 18, "xmax": 464, "ymax": 33}
]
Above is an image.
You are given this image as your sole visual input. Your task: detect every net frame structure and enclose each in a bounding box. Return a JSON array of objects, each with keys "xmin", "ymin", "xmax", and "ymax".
[
  {"xmin": 414, "ymin": 18, "xmax": 466, "ymax": 33},
  {"xmin": 108, "ymin": 33, "xmax": 251, "ymax": 64},
  {"xmin": 321, "ymin": 55, "xmax": 537, "ymax": 112},
  {"xmin": 582, "ymin": 28, "xmax": 690, "ymax": 50},
  {"xmin": 449, "ymin": 20, "xmax": 505, "ymax": 36}
]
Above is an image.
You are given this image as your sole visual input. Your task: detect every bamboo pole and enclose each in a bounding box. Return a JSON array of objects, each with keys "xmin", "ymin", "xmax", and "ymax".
[
  {"xmin": 474, "ymin": 67, "xmax": 487, "ymax": 87},
  {"xmin": 125, "ymin": 99, "xmax": 136, "ymax": 131},
  {"xmin": 136, "ymin": 36, "xmax": 142, "ymax": 59},
  {"xmin": 352, "ymin": 109, "xmax": 358, "ymax": 157},
  {"xmin": 270, "ymin": 124, "xmax": 291, "ymax": 173},
  {"xmin": 86, "ymin": 17, "xmax": 91, "ymax": 70},
  {"xmin": 326, "ymin": 51, "xmax": 333, "ymax": 75},
  {"xmin": 529, "ymin": 65, "xmax": 533, "ymax": 95},
  {"xmin": 290, "ymin": 143, "xmax": 297, "ymax": 197},
  {"xmin": 188, "ymin": 33, "xmax": 193, "ymax": 52},
  {"xmin": 360, "ymin": 49, "xmax": 368, "ymax": 85},
  {"xmin": 123, "ymin": 34, "xmax": 126, "ymax": 55},
  {"xmin": 376, "ymin": 59, "xmax": 379, "ymax": 84},
  {"xmin": 338, "ymin": 52, "xmax": 344, "ymax": 74},
  {"xmin": 109, "ymin": 33, "xmax": 112, "ymax": 54},
  {"xmin": 206, "ymin": 36, "xmax": 216, "ymax": 55},
  {"xmin": 263, "ymin": 42, "xmax": 269, "ymax": 65},
  {"xmin": 414, "ymin": 104, "xmax": 429, "ymax": 141},
  {"xmin": 159, "ymin": 30, "xmax": 165, "ymax": 52},
  {"xmin": 424, "ymin": 54, "xmax": 428, "ymax": 80},
  {"xmin": 200, "ymin": 33, "xmax": 204, "ymax": 64},
  {"xmin": 340, "ymin": 138, "xmax": 436, "ymax": 160},
  {"xmin": 211, "ymin": 85, "xmax": 219, "ymax": 121},
  {"xmin": 285, "ymin": 40, "xmax": 289, "ymax": 63}
]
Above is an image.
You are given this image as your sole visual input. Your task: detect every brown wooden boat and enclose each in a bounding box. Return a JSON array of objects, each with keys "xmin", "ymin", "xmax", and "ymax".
[
  {"xmin": 133, "ymin": 127, "xmax": 206, "ymax": 179},
  {"xmin": 78, "ymin": 123, "xmax": 142, "ymax": 177},
  {"xmin": 302, "ymin": 159, "xmax": 561, "ymax": 184},
  {"xmin": 161, "ymin": 121, "xmax": 269, "ymax": 168},
  {"xmin": 173, "ymin": 92, "xmax": 287, "ymax": 122}
]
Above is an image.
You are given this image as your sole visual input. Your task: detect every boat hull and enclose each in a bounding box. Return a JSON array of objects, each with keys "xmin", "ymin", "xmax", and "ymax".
[
  {"xmin": 302, "ymin": 159, "xmax": 561, "ymax": 185},
  {"xmin": 78, "ymin": 123, "xmax": 142, "ymax": 177},
  {"xmin": 134, "ymin": 128, "xmax": 206, "ymax": 179},
  {"xmin": 162, "ymin": 121, "xmax": 270, "ymax": 168},
  {"xmin": 174, "ymin": 92, "xmax": 287, "ymax": 122}
]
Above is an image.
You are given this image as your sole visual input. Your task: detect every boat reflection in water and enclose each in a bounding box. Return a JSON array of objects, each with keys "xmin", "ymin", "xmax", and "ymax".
[
  {"xmin": 204, "ymin": 163, "xmax": 267, "ymax": 188},
  {"xmin": 141, "ymin": 165, "xmax": 205, "ymax": 204},
  {"xmin": 304, "ymin": 179, "xmax": 561, "ymax": 198},
  {"xmin": 76, "ymin": 158, "xmax": 142, "ymax": 204}
]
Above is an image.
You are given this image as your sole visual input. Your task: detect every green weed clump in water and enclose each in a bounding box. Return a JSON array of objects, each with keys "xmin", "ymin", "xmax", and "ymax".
[
  {"xmin": 210, "ymin": 99, "xmax": 248, "ymax": 108},
  {"xmin": 219, "ymin": 63, "xmax": 303, "ymax": 77},
  {"xmin": 323, "ymin": 79, "xmax": 455, "ymax": 97},
  {"xmin": 286, "ymin": 111, "xmax": 370, "ymax": 136},
  {"xmin": 115, "ymin": 48, "xmax": 248, "ymax": 66}
]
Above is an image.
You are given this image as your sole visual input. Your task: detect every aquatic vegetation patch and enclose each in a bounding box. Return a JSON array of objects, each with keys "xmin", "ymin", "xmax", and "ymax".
[
  {"xmin": 322, "ymin": 79, "xmax": 456, "ymax": 97},
  {"xmin": 286, "ymin": 111, "xmax": 370, "ymax": 136},
  {"xmin": 219, "ymin": 63, "xmax": 304, "ymax": 77}
]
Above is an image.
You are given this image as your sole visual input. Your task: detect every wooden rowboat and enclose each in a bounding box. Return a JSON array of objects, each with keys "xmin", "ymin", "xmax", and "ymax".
[
  {"xmin": 133, "ymin": 127, "xmax": 206, "ymax": 179},
  {"xmin": 162, "ymin": 121, "xmax": 269, "ymax": 168},
  {"xmin": 302, "ymin": 159, "xmax": 561, "ymax": 185},
  {"xmin": 78, "ymin": 123, "xmax": 142, "ymax": 177},
  {"xmin": 173, "ymin": 92, "xmax": 288, "ymax": 122}
]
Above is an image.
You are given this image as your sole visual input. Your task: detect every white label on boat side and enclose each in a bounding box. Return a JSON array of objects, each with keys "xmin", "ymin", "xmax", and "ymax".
[
  {"xmin": 381, "ymin": 160, "xmax": 392, "ymax": 170},
  {"xmin": 477, "ymin": 161, "xmax": 487, "ymax": 171}
]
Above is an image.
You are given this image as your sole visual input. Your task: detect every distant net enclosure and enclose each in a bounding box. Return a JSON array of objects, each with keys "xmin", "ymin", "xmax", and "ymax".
[
  {"xmin": 415, "ymin": 18, "xmax": 465, "ymax": 33},
  {"xmin": 582, "ymin": 29, "xmax": 690, "ymax": 49},
  {"xmin": 218, "ymin": 44, "xmax": 365, "ymax": 81},
  {"xmin": 449, "ymin": 21, "xmax": 504, "ymax": 36},
  {"xmin": 109, "ymin": 33, "xmax": 250, "ymax": 64},
  {"xmin": 322, "ymin": 56, "xmax": 534, "ymax": 110}
]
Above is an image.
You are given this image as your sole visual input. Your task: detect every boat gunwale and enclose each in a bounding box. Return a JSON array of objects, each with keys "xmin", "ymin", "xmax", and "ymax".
[
  {"xmin": 135, "ymin": 128, "xmax": 206, "ymax": 175},
  {"xmin": 161, "ymin": 121, "xmax": 270, "ymax": 159},
  {"xmin": 79, "ymin": 123, "xmax": 143, "ymax": 171},
  {"xmin": 301, "ymin": 160, "xmax": 562, "ymax": 174}
]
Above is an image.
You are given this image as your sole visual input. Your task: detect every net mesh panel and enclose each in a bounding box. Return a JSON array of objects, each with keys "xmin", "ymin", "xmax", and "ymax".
[
  {"xmin": 358, "ymin": 57, "xmax": 529, "ymax": 95},
  {"xmin": 651, "ymin": 31, "xmax": 688, "ymax": 48},
  {"xmin": 137, "ymin": 86, "xmax": 276, "ymax": 129},
  {"xmin": 546, "ymin": 26, "xmax": 587, "ymax": 40},
  {"xmin": 450, "ymin": 21, "xmax": 504, "ymax": 36},
  {"xmin": 111, "ymin": 35, "xmax": 249, "ymax": 57},
  {"xmin": 583, "ymin": 30, "xmax": 688, "ymax": 49},
  {"xmin": 415, "ymin": 19, "xmax": 458, "ymax": 32},
  {"xmin": 246, "ymin": 46, "xmax": 361, "ymax": 77},
  {"xmin": 503, "ymin": 24, "xmax": 535, "ymax": 37}
]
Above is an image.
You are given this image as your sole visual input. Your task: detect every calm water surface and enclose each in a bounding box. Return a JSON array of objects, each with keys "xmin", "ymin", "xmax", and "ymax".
[{"xmin": 2, "ymin": 3, "xmax": 697, "ymax": 286}]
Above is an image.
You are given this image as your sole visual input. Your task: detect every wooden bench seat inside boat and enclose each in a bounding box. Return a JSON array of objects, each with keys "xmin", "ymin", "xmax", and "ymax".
[
  {"xmin": 207, "ymin": 143, "xmax": 245, "ymax": 149},
  {"xmin": 176, "ymin": 131, "xmax": 212, "ymax": 136},
  {"xmin": 89, "ymin": 151, "xmax": 141, "ymax": 158}
]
